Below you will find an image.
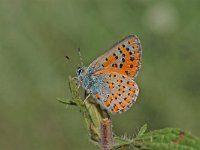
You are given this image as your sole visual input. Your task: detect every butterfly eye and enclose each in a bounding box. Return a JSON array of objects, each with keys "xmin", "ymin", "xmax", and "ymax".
[{"xmin": 77, "ymin": 67, "xmax": 84, "ymax": 75}]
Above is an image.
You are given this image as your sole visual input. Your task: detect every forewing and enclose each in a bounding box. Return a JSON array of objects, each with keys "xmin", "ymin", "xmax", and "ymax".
[
  {"xmin": 88, "ymin": 34, "xmax": 142, "ymax": 78},
  {"xmin": 93, "ymin": 72, "xmax": 139, "ymax": 113}
]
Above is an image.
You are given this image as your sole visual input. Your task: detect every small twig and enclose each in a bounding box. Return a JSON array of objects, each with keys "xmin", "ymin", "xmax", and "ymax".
[{"xmin": 100, "ymin": 118, "xmax": 113, "ymax": 150}]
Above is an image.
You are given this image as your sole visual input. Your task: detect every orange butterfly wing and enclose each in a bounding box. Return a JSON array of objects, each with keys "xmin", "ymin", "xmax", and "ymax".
[
  {"xmin": 87, "ymin": 34, "xmax": 142, "ymax": 113},
  {"xmin": 88, "ymin": 34, "xmax": 142, "ymax": 78}
]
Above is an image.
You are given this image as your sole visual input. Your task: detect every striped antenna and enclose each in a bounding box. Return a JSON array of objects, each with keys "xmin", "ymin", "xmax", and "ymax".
[{"xmin": 78, "ymin": 48, "xmax": 84, "ymax": 66}]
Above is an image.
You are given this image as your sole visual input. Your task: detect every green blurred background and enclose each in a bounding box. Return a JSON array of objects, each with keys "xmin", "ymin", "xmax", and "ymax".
[{"xmin": 0, "ymin": 0, "xmax": 200, "ymax": 150}]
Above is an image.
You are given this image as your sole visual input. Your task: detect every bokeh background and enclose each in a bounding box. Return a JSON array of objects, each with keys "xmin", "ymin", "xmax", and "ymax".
[{"xmin": 0, "ymin": 0, "xmax": 200, "ymax": 150}]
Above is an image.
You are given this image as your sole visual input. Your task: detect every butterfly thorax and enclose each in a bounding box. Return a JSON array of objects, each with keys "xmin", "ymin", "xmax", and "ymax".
[{"xmin": 76, "ymin": 66, "xmax": 102, "ymax": 94}]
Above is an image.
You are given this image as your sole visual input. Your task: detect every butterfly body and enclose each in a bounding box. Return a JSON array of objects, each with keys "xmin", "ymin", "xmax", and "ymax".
[
  {"xmin": 77, "ymin": 67, "xmax": 101, "ymax": 93},
  {"xmin": 76, "ymin": 34, "xmax": 142, "ymax": 114}
]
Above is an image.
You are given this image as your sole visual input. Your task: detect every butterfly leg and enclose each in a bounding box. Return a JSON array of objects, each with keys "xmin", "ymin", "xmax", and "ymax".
[{"xmin": 83, "ymin": 94, "xmax": 91, "ymax": 103}]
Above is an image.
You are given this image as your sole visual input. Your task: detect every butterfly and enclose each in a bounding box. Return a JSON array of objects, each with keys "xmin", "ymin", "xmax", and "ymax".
[{"xmin": 76, "ymin": 34, "xmax": 142, "ymax": 113}]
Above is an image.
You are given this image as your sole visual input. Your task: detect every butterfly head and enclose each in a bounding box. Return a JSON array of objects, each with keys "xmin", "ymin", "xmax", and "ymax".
[
  {"xmin": 76, "ymin": 66, "xmax": 86, "ymax": 87},
  {"xmin": 77, "ymin": 66, "xmax": 85, "ymax": 75}
]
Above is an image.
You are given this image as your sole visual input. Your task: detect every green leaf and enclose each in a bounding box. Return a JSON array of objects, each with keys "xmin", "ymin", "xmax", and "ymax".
[
  {"xmin": 137, "ymin": 124, "xmax": 148, "ymax": 137},
  {"xmin": 133, "ymin": 128, "xmax": 200, "ymax": 150},
  {"xmin": 57, "ymin": 98, "xmax": 77, "ymax": 106}
]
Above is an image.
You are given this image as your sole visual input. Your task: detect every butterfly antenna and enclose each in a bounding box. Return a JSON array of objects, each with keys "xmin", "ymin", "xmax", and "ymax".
[{"xmin": 78, "ymin": 48, "xmax": 84, "ymax": 66}]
